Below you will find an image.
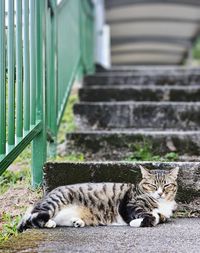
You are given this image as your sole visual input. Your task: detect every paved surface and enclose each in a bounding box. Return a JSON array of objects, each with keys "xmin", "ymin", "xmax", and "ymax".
[{"xmin": 0, "ymin": 219, "xmax": 200, "ymax": 253}]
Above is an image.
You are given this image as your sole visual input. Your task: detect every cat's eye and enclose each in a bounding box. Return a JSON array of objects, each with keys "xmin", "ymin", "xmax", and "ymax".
[
  {"xmin": 164, "ymin": 183, "xmax": 175, "ymax": 189},
  {"xmin": 143, "ymin": 183, "xmax": 157, "ymax": 190}
]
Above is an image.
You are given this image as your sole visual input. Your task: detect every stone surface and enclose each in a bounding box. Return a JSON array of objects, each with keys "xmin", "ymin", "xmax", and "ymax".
[
  {"xmin": 84, "ymin": 73, "xmax": 200, "ymax": 86},
  {"xmin": 43, "ymin": 161, "xmax": 200, "ymax": 206},
  {"xmin": 73, "ymin": 102, "xmax": 200, "ymax": 130},
  {"xmin": 64, "ymin": 130, "xmax": 200, "ymax": 159},
  {"xmin": 97, "ymin": 66, "xmax": 200, "ymax": 75},
  {"xmin": 79, "ymin": 85, "xmax": 200, "ymax": 102},
  {"xmin": 1, "ymin": 219, "xmax": 200, "ymax": 253}
]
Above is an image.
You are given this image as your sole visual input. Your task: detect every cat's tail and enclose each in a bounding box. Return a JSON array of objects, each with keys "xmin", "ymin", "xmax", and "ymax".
[{"xmin": 17, "ymin": 206, "xmax": 50, "ymax": 232}]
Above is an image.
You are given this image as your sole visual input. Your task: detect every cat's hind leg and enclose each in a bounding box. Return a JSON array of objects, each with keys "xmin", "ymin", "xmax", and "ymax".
[
  {"xmin": 53, "ymin": 205, "xmax": 86, "ymax": 227},
  {"xmin": 71, "ymin": 218, "xmax": 85, "ymax": 228}
]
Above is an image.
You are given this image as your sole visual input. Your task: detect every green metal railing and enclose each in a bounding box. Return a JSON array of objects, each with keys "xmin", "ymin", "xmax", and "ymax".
[{"xmin": 0, "ymin": 0, "xmax": 95, "ymax": 187}]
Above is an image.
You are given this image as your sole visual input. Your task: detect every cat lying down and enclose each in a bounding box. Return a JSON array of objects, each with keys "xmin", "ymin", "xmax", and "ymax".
[{"xmin": 17, "ymin": 166, "xmax": 179, "ymax": 232}]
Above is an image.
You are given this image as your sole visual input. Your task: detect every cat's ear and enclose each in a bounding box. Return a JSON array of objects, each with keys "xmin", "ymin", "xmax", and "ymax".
[
  {"xmin": 169, "ymin": 167, "xmax": 179, "ymax": 179},
  {"xmin": 139, "ymin": 165, "xmax": 151, "ymax": 178}
]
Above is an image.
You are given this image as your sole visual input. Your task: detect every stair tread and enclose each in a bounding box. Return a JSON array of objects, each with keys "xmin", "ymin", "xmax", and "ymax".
[
  {"xmin": 68, "ymin": 129, "xmax": 200, "ymax": 135},
  {"xmin": 76, "ymin": 101, "xmax": 200, "ymax": 105},
  {"xmin": 86, "ymin": 73, "xmax": 200, "ymax": 77},
  {"xmin": 80, "ymin": 85, "xmax": 200, "ymax": 90},
  {"xmin": 101, "ymin": 66, "xmax": 200, "ymax": 72}
]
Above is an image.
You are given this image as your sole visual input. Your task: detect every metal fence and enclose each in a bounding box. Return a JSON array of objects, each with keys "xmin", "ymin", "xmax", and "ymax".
[{"xmin": 0, "ymin": 0, "xmax": 95, "ymax": 187}]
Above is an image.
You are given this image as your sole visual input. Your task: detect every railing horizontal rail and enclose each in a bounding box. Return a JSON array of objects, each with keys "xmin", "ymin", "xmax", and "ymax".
[{"xmin": 0, "ymin": 122, "xmax": 42, "ymax": 174}]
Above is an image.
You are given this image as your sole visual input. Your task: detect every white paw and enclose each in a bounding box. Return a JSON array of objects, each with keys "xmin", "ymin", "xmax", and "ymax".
[
  {"xmin": 45, "ymin": 219, "xmax": 57, "ymax": 228},
  {"xmin": 129, "ymin": 218, "xmax": 143, "ymax": 227},
  {"xmin": 71, "ymin": 218, "xmax": 85, "ymax": 228}
]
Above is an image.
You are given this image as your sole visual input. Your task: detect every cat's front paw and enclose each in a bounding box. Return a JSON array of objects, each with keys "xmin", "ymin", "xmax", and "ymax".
[
  {"xmin": 130, "ymin": 218, "xmax": 143, "ymax": 227},
  {"xmin": 141, "ymin": 215, "xmax": 156, "ymax": 227},
  {"xmin": 44, "ymin": 219, "xmax": 57, "ymax": 228},
  {"xmin": 71, "ymin": 218, "xmax": 85, "ymax": 228}
]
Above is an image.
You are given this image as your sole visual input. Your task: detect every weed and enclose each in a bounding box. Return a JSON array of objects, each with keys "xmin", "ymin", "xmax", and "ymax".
[
  {"xmin": 126, "ymin": 142, "xmax": 178, "ymax": 162},
  {"xmin": 0, "ymin": 214, "xmax": 20, "ymax": 243},
  {"xmin": 164, "ymin": 152, "xmax": 179, "ymax": 161},
  {"xmin": 52, "ymin": 152, "xmax": 85, "ymax": 162},
  {"xmin": 0, "ymin": 167, "xmax": 30, "ymax": 195}
]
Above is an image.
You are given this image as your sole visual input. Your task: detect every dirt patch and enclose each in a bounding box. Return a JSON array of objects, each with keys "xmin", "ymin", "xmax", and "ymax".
[{"xmin": 0, "ymin": 180, "xmax": 42, "ymax": 230}]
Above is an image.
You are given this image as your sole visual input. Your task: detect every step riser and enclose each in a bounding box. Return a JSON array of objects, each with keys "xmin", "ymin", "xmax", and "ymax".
[
  {"xmin": 74, "ymin": 103, "xmax": 200, "ymax": 130},
  {"xmin": 66, "ymin": 132, "xmax": 200, "ymax": 160},
  {"xmin": 44, "ymin": 162, "xmax": 200, "ymax": 207},
  {"xmin": 84, "ymin": 74, "xmax": 200, "ymax": 86},
  {"xmin": 79, "ymin": 87, "xmax": 200, "ymax": 102}
]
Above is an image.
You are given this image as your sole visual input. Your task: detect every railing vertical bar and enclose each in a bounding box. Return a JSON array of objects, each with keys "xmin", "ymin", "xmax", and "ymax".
[
  {"xmin": 30, "ymin": 0, "xmax": 36, "ymax": 125},
  {"xmin": 7, "ymin": 0, "xmax": 15, "ymax": 146},
  {"xmin": 46, "ymin": 10, "xmax": 51, "ymax": 130},
  {"xmin": 31, "ymin": 0, "xmax": 47, "ymax": 187},
  {"xmin": 16, "ymin": 0, "xmax": 23, "ymax": 138},
  {"xmin": 51, "ymin": 8, "xmax": 58, "ymax": 136},
  {"xmin": 23, "ymin": 0, "xmax": 30, "ymax": 132},
  {"xmin": 0, "ymin": 0, "xmax": 6, "ymax": 154}
]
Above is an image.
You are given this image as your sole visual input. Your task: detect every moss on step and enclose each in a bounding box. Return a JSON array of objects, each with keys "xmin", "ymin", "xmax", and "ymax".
[{"xmin": 126, "ymin": 141, "xmax": 179, "ymax": 162}]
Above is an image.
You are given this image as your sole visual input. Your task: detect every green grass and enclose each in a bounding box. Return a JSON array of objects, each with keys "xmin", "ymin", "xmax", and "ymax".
[
  {"xmin": 57, "ymin": 94, "xmax": 78, "ymax": 143},
  {"xmin": 0, "ymin": 144, "xmax": 32, "ymax": 195},
  {"xmin": 55, "ymin": 93, "xmax": 85, "ymax": 162},
  {"xmin": 0, "ymin": 145, "xmax": 41, "ymax": 243},
  {"xmin": 126, "ymin": 142, "xmax": 179, "ymax": 162},
  {"xmin": 0, "ymin": 214, "xmax": 20, "ymax": 243},
  {"xmin": 55, "ymin": 152, "xmax": 84, "ymax": 162},
  {"xmin": 193, "ymin": 38, "xmax": 200, "ymax": 60},
  {"xmin": 0, "ymin": 168, "xmax": 30, "ymax": 195}
]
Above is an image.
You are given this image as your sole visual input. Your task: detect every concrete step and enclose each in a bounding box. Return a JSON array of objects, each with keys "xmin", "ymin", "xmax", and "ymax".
[
  {"xmin": 63, "ymin": 130, "xmax": 200, "ymax": 161},
  {"xmin": 43, "ymin": 161, "xmax": 200, "ymax": 213},
  {"xmin": 79, "ymin": 85, "xmax": 200, "ymax": 102},
  {"xmin": 84, "ymin": 73, "xmax": 200, "ymax": 86},
  {"xmin": 97, "ymin": 66, "xmax": 200, "ymax": 75},
  {"xmin": 73, "ymin": 102, "xmax": 200, "ymax": 130}
]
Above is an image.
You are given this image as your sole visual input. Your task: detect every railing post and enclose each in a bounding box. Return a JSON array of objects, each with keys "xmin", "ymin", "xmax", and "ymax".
[
  {"xmin": 31, "ymin": 0, "xmax": 47, "ymax": 188},
  {"xmin": 16, "ymin": 0, "xmax": 23, "ymax": 139},
  {"xmin": 7, "ymin": 0, "xmax": 15, "ymax": 149},
  {"xmin": 0, "ymin": 0, "xmax": 6, "ymax": 157}
]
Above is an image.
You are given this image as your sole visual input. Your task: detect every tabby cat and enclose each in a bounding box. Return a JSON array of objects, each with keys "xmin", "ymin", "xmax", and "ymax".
[{"xmin": 17, "ymin": 166, "xmax": 179, "ymax": 232}]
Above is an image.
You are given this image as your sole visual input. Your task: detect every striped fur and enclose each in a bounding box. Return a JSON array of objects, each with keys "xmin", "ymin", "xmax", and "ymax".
[{"xmin": 17, "ymin": 166, "xmax": 179, "ymax": 232}]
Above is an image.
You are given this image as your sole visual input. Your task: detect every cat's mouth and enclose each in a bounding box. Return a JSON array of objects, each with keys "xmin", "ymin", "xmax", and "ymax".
[{"xmin": 151, "ymin": 193, "xmax": 165, "ymax": 200}]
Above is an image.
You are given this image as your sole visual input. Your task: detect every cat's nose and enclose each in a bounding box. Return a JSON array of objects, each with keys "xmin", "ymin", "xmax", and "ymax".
[{"xmin": 157, "ymin": 191, "xmax": 163, "ymax": 197}]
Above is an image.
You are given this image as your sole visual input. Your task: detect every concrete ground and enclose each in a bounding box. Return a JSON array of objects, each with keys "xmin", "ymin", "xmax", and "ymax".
[{"xmin": 0, "ymin": 219, "xmax": 200, "ymax": 253}]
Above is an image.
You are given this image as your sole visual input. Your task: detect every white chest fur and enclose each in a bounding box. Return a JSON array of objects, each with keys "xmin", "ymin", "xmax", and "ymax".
[
  {"xmin": 151, "ymin": 199, "xmax": 176, "ymax": 225},
  {"xmin": 156, "ymin": 199, "xmax": 176, "ymax": 218}
]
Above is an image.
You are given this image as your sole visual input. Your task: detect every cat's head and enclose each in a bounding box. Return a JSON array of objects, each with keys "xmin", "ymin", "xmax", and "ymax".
[{"xmin": 138, "ymin": 165, "xmax": 179, "ymax": 201}]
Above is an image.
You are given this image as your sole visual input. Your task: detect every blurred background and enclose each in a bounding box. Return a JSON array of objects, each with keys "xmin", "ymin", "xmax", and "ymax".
[{"xmin": 98, "ymin": 0, "xmax": 200, "ymax": 66}]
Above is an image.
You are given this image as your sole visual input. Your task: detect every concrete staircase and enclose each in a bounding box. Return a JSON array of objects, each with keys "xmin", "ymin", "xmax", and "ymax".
[
  {"xmin": 47, "ymin": 66, "xmax": 200, "ymax": 215},
  {"xmin": 64, "ymin": 67, "xmax": 200, "ymax": 161}
]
